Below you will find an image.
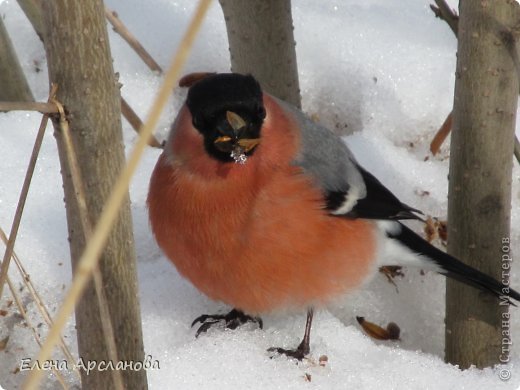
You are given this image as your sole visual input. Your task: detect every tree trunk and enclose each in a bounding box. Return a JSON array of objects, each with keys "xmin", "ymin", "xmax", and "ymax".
[
  {"xmin": 219, "ymin": 0, "xmax": 301, "ymax": 108},
  {"xmin": 42, "ymin": 1, "xmax": 148, "ymax": 389},
  {"xmin": 445, "ymin": 0, "xmax": 519, "ymax": 369},
  {"xmin": 0, "ymin": 17, "xmax": 34, "ymax": 101}
]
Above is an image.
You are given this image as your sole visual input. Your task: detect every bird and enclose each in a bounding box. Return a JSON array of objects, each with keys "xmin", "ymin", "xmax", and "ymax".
[{"xmin": 147, "ymin": 72, "xmax": 520, "ymax": 359}]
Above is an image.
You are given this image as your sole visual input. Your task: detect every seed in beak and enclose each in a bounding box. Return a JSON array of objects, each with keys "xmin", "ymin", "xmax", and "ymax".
[
  {"xmin": 226, "ymin": 111, "xmax": 246, "ymax": 132},
  {"xmin": 214, "ymin": 135, "xmax": 233, "ymax": 144},
  {"xmin": 237, "ymin": 138, "xmax": 261, "ymax": 152}
]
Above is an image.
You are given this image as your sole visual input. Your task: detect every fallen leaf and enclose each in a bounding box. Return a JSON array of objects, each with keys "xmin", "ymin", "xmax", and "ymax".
[{"xmin": 356, "ymin": 316, "xmax": 400, "ymax": 341}]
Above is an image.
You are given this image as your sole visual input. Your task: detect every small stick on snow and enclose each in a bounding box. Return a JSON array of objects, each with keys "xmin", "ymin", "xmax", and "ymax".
[{"xmin": 430, "ymin": 111, "xmax": 452, "ymax": 155}]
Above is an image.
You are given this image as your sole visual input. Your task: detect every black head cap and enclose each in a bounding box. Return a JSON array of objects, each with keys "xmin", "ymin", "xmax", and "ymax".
[{"xmin": 186, "ymin": 73, "xmax": 266, "ymax": 162}]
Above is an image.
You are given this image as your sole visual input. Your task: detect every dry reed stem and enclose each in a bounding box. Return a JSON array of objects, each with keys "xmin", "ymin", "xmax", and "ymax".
[
  {"xmin": 0, "ymin": 227, "xmax": 79, "ymax": 379},
  {"xmin": 0, "ymin": 84, "xmax": 56, "ymax": 302},
  {"xmin": 24, "ymin": 1, "xmax": 212, "ymax": 388},
  {"xmin": 4, "ymin": 274, "xmax": 70, "ymax": 389}
]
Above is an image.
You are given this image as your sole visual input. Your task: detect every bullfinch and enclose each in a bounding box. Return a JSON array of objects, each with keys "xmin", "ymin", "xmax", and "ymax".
[{"xmin": 148, "ymin": 72, "xmax": 520, "ymax": 359}]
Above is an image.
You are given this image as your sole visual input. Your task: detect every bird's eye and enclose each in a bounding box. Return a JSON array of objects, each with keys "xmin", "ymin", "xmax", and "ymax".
[
  {"xmin": 192, "ymin": 116, "xmax": 206, "ymax": 129},
  {"xmin": 257, "ymin": 106, "xmax": 266, "ymax": 119}
]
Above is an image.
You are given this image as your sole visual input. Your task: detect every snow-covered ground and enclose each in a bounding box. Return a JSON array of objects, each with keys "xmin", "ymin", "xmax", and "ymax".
[{"xmin": 1, "ymin": 0, "xmax": 519, "ymax": 389}]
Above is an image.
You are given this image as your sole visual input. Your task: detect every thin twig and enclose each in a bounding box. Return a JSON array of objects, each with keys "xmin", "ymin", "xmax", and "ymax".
[
  {"xmin": 0, "ymin": 227, "xmax": 79, "ymax": 380},
  {"xmin": 430, "ymin": 111, "xmax": 452, "ymax": 155},
  {"xmin": 105, "ymin": 7, "xmax": 163, "ymax": 73},
  {"xmin": 430, "ymin": 0, "xmax": 458, "ymax": 36},
  {"xmin": 121, "ymin": 96, "xmax": 162, "ymax": 148},
  {"xmin": 52, "ymin": 96, "xmax": 124, "ymax": 390},
  {"xmin": 0, "ymin": 85, "xmax": 56, "ymax": 301},
  {"xmin": 0, "ymin": 101, "xmax": 59, "ymax": 113},
  {"xmin": 24, "ymin": 1, "xmax": 213, "ymax": 388}
]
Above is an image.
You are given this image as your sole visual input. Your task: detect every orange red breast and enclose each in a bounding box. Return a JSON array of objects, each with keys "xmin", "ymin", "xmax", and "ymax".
[{"xmin": 148, "ymin": 95, "xmax": 377, "ymax": 314}]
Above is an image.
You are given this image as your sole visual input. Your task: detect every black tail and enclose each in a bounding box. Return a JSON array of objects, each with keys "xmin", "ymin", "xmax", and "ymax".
[{"xmin": 388, "ymin": 222, "xmax": 520, "ymax": 304}]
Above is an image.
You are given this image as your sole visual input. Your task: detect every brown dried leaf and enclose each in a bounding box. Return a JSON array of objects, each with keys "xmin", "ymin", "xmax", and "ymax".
[
  {"xmin": 379, "ymin": 266, "xmax": 404, "ymax": 291},
  {"xmin": 424, "ymin": 216, "xmax": 448, "ymax": 245},
  {"xmin": 424, "ymin": 216, "xmax": 436, "ymax": 243},
  {"xmin": 356, "ymin": 316, "xmax": 400, "ymax": 341}
]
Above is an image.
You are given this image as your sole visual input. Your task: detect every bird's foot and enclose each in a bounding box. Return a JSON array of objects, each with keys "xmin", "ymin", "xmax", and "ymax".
[
  {"xmin": 191, "ymin": 308, "xmax": 263, "ymax": 337},
  {"xmin": 267, "ymin": 339, "xmax": 310, "ymax": 361}
]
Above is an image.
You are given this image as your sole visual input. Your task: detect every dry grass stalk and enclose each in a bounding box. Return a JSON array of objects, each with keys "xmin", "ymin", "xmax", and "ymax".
[
  {"xmin": 3, "ymin": 274, "xmax": 70, "ymax": 389},
  {"xmin": 0, "ymin": 84, "xmax": 57, "ymax": 302},
  {"xmin": 0, "ymin": 227, "xmax": 79, "ymax": 379},
  {"xmin": 24, "ymin": 1, "xmax": 213, "ymax": 388}
]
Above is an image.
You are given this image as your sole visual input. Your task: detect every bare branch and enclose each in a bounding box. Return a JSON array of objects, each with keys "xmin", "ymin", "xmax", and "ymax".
[
  {"xmin": 105, "ymin": 7, "xmax": 163, "ymax": 73},
  {"xmin": 430, "ymin": 111, "xmax": 452, "ymax": 155},
  {"xmin": 121, "ymin": 97, "xmax": 162, "ymax": 148},
  {"xmin": 430, "ymin": 0, "xmax": 459, "ymax": 36},
  {"xmin": 0, "ymin": 17, "xmax": 34, "ymax": 101},
  {"xmin": 0, "ymin": 101, "xmax": 59, "ymax": 113}
]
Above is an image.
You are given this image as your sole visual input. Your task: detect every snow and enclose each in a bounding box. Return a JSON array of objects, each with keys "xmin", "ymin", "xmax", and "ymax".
[{"xmin": 0, "ymin": 0, "xmax": 519, "ymax": 389}]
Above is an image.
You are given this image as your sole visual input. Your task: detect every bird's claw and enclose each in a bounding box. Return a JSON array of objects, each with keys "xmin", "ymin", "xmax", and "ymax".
[
  {"xmin": 267, "ymin": 343, "xmax": 309, "ymax": 361},
  {"xmin": 191, "ymin": 308, "xmax": 263, "ymax": 337}
]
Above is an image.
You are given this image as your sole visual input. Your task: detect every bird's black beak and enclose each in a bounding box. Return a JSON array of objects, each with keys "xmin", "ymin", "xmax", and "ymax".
[{"xmin": 213, "ymin": 111, "xmax": 261, "ymax": 154}]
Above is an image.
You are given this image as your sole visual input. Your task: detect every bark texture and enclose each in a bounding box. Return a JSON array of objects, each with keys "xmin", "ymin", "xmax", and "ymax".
[
  {"xmin": 446, "ymin": 0, "xmax": 519, "ymax": 369},
  {"xmin": 42, "ymin": 1, "xmax": 148, "ymax": 388},
  {"xmin": 0, "ymin": 17, "xmax": 33, "ymax": 101},
  {"xmin": 219, "ymin": 0, "xmax": 301, "ymax": 107}
]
